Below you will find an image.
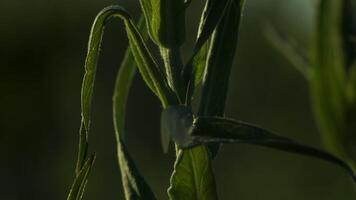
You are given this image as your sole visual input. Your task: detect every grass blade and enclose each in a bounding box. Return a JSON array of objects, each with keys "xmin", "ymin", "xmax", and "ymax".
[
  {"xmin": 112, "ymin": 16, "xmax": 157, "ymax": 200},
  {"xmin": 67, "ymin": 155, "xmax": 96, "ymax": 200}
]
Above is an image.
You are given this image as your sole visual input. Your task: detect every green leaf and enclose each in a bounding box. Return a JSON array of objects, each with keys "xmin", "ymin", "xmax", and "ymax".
[
  {"xmin": 311, "ymin": 0, "xmax": 348, "ymax": 159},
  {"xmin": 77, "ymin": 4, "xmax": 177, "ymax": 174},
  {"xmin": 170, "ymin": 114, "xmax": 356, "ymax": 183},
  {"xmin": 198, "ymin": 0, "xmax": 245, "ymax": 116},
  {"xmin": 183, "ymin": 0, "xmax": 245, "ymax": 102},
  {"xmin": 168, "ymin": 146, "xmax": 218, "ymax": 200},
  {"xmin": 139, "ymin": 0, "xmax": 186, "ymax": 48},
  {"xmin": 194, "ymin": 0, "xmax": 233, "ymax": 52},
  {"xmin": 67, "ymin": 155, "xmax": 96, "ymax": 200},
  {"xmin": 112, "ymin": 16, "xmax": 157, "ymax": 200},
  {"xmin": 181, "ymin": 0, "xmax": 231, "ymax": 87},
  {"xmin": 80, "ymin": 5, "xmax": 175, "ymax": 131},
  {"xmin": 163, "ymin": 106, "xmax": 218, "ymax": 200},
  {"xmin": 265, "ymin": 24, "xmax": 311, "ymax": 79}
]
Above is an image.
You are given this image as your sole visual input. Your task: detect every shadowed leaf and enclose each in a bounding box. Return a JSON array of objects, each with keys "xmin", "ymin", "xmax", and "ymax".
[
  {"xmin": 169, "ymin": 113, "xmax": 356, "ymax": 183},
  {"xmin": 67, "ymin": 155, "xmax": 96, "ymax": 200},
  {"xmin": 112, "ymin": 15, "xmax": 157, "ymax": 200},
  {"xmin": 182, "ymin": 0, "xmax": 232, "ymax": 93},
  {"xmin": 139, "ymin": 0, "xmax": 186, "ymax": 47},
  {"xmin": 163, "ymin": 106, "xmax": 218, "ymax": 200}
]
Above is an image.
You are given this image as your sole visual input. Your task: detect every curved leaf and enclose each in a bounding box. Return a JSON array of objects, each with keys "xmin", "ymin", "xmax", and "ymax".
[
  {"xmin": 112, "ymin": 16, "xmax": 157, "ymax": 200},
  {"xmin": 190, "ymin": 117, "xmax": 356, "ymax": 183},
  {"xmin": 76, "ymin": 4, "xmax": 176, "ymax": 174},
  {"xmin": 81, "ymin": 5, "xmax": 174, "ymax": 132},
  {"xmin": 162, "ymin": 106, "xmax": 356, "ymax": 183}
]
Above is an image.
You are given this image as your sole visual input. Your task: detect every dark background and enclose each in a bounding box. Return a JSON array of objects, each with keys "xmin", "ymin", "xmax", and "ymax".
[{"xmin": 1, "ymin": 0, "xmax": 355, "ymax": 199}]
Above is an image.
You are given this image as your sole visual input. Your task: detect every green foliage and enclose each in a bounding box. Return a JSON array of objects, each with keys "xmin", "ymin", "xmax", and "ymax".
[
  {"xmin": 139, "ymin": 0, "xmax": 186, "ymax": 48},
  {"xmin": 198, "ymin": 0, "xmax": 245, "ymax": 116},
  {"xmin": 161, "ymin": 105, "xmax": 356, "ymax": 182},
  {"xmin": 182, "ymin": 0, "xmax": 232, "ymax": 97},
  {"xmin": 67, "ymin": 0, "xmax": 356, "ymax": 199},
  {"xmin": 168, "ymin": 146, "xmax": 218, "ymax": 200},
  {"xmin": 67, "ymin": 155, "xmax": 96, "ymax": 200},
  {"xmin": 270, "ymin": 0, "xmax": 356, "ymax": 169},
  {"xmin": 113, "ymin": 17, "xmax": 157, "ymax": 200}
]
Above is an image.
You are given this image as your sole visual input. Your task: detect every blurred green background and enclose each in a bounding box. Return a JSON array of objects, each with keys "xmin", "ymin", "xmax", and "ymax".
[{"xmin": 1, "ymin": 0, "xmax": 355, "ymax": 199}]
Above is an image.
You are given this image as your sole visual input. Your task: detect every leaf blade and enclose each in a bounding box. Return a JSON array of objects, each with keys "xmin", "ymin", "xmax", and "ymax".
[
  {"xmin": 182, "ymin": 0, "xmax": 233, "ymax": 92},
  {"xmin": 188, "ymin": 117, "xmax": 356, "ymax": 183},
  {"xmin": 113, "ymin": 17, "xmax": 156, "ymax": 200},
  {"xmin": 163, "ymin": 106, "xmax": 218, "ymax": 200},
  {"xmin": 67, "ymin": 155, "xmax": 96, "ymax": 200},
  {"xmin": 198, "ymin": 0, "xmax": 245, "ymax": 116},
  {"xmin": 112, "ymin": 16, "xmax": 157, "ymax": 200}
]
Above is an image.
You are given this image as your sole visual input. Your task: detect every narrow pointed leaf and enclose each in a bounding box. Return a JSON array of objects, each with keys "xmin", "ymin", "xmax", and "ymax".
[
  {"xmin": 76, "ymin": 4, "xmax": 177, "ymax": 177},
  {"xmin": 81, "ymin": 5, "xmax": 174, "ymax": 134},
  {"xmin": 67, "ymin": 155, "xmax": 96, "ymax": 200},
  {"xmin": 112, "ymin": 16, "xmax": 157, "ymax": 200},
  {"xmin": 170, "ymin": 114, "xmax": 356, "ymax": 182}
]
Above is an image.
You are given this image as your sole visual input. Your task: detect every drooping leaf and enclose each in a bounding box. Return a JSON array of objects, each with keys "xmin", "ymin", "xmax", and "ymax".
[
  {"xmin": 112, "ymin": 16, "xmax": 157, "ymax": 200},
  {"xmin": 67, "ymin": 155, "xmax": 96, "ymax": 200},
  {"xmin": 163, "ymin": 106, "xmax": 218, "ymax": 200},
  {"xmin": 76, "ymin": 4, "xmax": 177, "ymax": 175},
  {"xmin": 265, "ymin": 24, "xmax": 311, "ymax": 79},
  {"xmin": 165, "ymin": 111, "xmax": 356, "ymax": 182},
  {"xmin": 80, "ymin": 5, "xmax": 175, "ymax": 135}
]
